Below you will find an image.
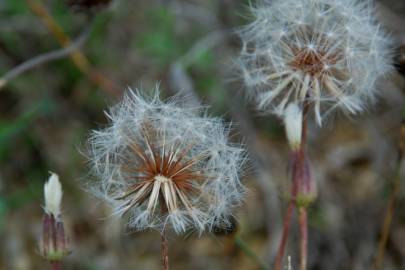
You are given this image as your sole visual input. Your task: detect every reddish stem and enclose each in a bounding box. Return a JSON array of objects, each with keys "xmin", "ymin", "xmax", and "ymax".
[
  {"xmin": 274, "ymin": 200, "xmax": 295, "ymax": 270},
  {"xmin": 161, "ymin": 229, "xmax": 169, "ymax": 270},
  {"xmin": 299, "ymin": 207, "xmax": 308, "ymax": 270},
  {"xmin": 51, "ymin": 261, "xmax": 62, "ymax": 270},
  {"xmin": 275, "ymin": 103, "xmax": 309, "ymax": 270}
]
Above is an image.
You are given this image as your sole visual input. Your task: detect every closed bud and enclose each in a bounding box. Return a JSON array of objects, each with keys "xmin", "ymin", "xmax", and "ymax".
[
  {"xmin": 40, "ymin": 173, "xmax": 69, "ymax": 262},
  {"xmin": 291, "ymin": 151, "xmax": 317, "ymax": 208},
  {"xmin": 41, "ymin": 214, "xmax": 69, "ymax": 261}
]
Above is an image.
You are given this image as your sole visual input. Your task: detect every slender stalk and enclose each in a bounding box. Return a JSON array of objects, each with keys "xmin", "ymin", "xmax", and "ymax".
[
  {"xmin": 298, "ymin": 108, "xmax": 308, "ymax": 270},
  {"xmin": 51, "ymin": 261, "xmax": 62, "ymax": 270},
  {"xmin": 298, "ymin": 207, "xmax": 308, "ymax": 270},
  {"xmin": 373, "ymin": 156, "xmax": 402, "ymax": 270},
  {"xmin": 275, "ymin": 103, "xmax": 309, "ymax": 270},
  {"xmin": 234, "ymin": 235, "xmax": 270, "ymax": 270},
  {"xmin": 161, "ymin": 228, "xmax": 169, "ymax": 270},
  {"xmin": 274, "ymin": 200, "xmax": 295, "ymax": 270},
  {"xmin": 298, "ymin": 103, "xmax": 310, "ymax": 270}
]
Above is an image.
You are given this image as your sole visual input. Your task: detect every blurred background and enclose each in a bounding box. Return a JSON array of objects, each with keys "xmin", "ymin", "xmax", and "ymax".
[{"xmin": 0, "ymin": 0, "xmax": 404, "ymax": 269}]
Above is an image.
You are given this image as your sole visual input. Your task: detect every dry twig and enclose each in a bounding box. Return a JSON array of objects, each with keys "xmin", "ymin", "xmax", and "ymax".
[
  {"xmin": 0, "ymin": 21, "xmax": 93, "ymax": 89},
  {"xmin": 26, "ymin": 0, "xmax": 120, "ymax": 95}
]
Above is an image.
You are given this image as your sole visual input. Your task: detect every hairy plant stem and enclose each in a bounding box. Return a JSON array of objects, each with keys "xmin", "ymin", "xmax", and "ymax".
[
  {"xmin": 298, "ymin": 207, "xmax": 308, "ymax": 270},
  {"xmin": 161, "ymin": 228, "xmax": 169, "ymax": 270},
  {"xmin": 274, "ymin": 104, "xmax": 309, "ymax": 270},
  {"xmin": 51, "ymin": 261, "xmax": 62, "ymax": 270},
  {"xmin": 298, "ymin": 108, "xmax": 309, "ymax": 270},
  {"xmin": 274, "ymin": 200, "xmax": 295, "ymax": 270}
]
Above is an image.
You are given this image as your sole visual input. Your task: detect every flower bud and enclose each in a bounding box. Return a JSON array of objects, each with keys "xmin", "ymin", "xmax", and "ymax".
[
  {"xmin": 291, "ymin": 151, "xmax": 317, "ymax": 208},
  {"xmin": 40, "ymin": 173, "xmax": 69, "ymax": 262},
  {"xmin": 41, "ymin": 214, "xmax": 69, "ymax": 261}
]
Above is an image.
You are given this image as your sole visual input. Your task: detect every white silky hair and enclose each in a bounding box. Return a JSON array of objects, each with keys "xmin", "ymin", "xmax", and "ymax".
[
  {"xmin": 44, "ymin": 172, "xmax": 63, "ymax": 218},
  {"xmin": 237, "ymin": 0, "xmax": 392, "ymax": 125},
  {"xmin": 86, "ymin": 86, "xmax": 246, "ymax": 235},
  {"xmin": 284, "ymin": 103, "xmax": 303, "ymax": 151}
]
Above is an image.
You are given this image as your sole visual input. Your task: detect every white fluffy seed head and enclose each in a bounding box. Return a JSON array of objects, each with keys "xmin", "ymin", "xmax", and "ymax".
[
  {"xmin": 85, "ymin": 86, "xmax": 246, "ymax": 235},
  {"xmin": 237, "ymin": 0, "xmax": 392, "ymax": 125},
  {"xmin": 284, "ymin": 103, "xmax": 303, "ymax": 151},
  {"xmin": 44, "ymin": 172, "xmax": 63, "ymax": 218}
]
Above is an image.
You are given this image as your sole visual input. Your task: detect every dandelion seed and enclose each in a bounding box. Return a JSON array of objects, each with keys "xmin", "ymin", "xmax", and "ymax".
[
  {"xmin": 85, "ymin": 86, "xmax": 246, "ymax": 235},
  {"xmin": 237, "ymin": 0, "xmax": 392, "ymax": 125}
]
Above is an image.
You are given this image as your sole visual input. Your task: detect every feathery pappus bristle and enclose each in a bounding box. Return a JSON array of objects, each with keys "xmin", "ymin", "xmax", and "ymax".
[
  {"xmin": 85, "ymin": 86, "xmax": 246, "ymax": 234},
  {"xmin": 237, "ymin": 0, "xmax": 393, "ymax": 125}
]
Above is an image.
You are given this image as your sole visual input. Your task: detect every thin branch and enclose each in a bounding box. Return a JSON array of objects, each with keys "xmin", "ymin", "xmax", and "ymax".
[
  {"xmin": 234, "ymin": 236, "xmax": 270, "ymax": 270},
  {"xmin": 26, "ymin": 0, "xmax": 120, "ymax": 95},
  {"xmin": 26, "ymin": 0, "xmax": 90, "ymax": 72},
  {"xmin": 0, "ymin": 22, "xmax": 93, "ymax": 89}
]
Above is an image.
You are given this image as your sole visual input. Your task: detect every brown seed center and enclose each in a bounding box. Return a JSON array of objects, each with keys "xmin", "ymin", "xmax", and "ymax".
[
  {"xmin": 154, "ymin": 175, "xmax": 171, "ymax": 183},
  {"xmin": 289, "ymin": 47, "xmax": 341, "ymax": 76}
]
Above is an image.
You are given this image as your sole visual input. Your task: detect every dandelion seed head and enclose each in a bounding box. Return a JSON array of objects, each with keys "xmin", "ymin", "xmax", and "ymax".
[
  {"xmin": 237, "ymin": 0, "xmax": 392, "ymax": 125},
  {"xmin": 85, "ymin": 86, "xmax": 246, "ymax": 234}
]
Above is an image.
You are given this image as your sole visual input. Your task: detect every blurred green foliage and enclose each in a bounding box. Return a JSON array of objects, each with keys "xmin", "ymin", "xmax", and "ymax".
[
  {"xmin": 3, "ymin": 0, "xmax": 31, "ymax": 15},
  {"xmin": 0, "ymin": 99, "xmax": 54, "ymax": 160},
  {"xmin": 135, "ymin": 8, "xmax": 181, "ymax": 65}
]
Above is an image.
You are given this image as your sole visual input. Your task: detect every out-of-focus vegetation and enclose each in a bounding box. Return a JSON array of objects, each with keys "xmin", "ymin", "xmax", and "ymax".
[{"xmin": 0, "ymin": 0, "xmax": 404, "ymax": 269}]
